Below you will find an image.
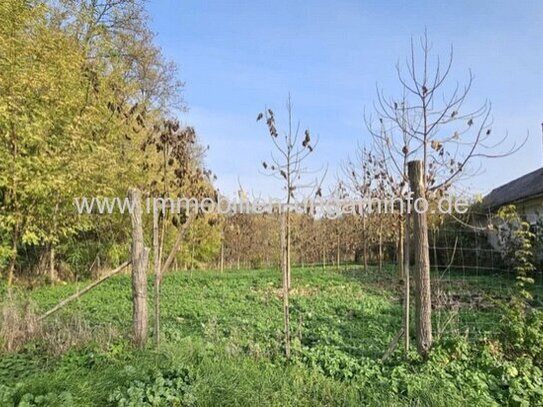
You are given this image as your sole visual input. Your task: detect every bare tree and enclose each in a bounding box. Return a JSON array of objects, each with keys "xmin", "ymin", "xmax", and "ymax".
[
  {"xmin": 344, "ymin": 146, "xmax": 373, "ymax": 271},
  {"xmin": 257, "ymin": 95, "xmax": 323, "ymax": 358},
  {"xmin": 142, "ymin": 120, "xmax": 213, "ymax": 345},
  {"xmin": 368, "ymin": 33, "xmax": 521, "ymax": 196},
  {"xmin": 344, "ymin": 147, "xmax": 400, "ymax": 272},
  {"xmin": 366, "ymin": 33, "xmax": 522, "ymax": 355}
]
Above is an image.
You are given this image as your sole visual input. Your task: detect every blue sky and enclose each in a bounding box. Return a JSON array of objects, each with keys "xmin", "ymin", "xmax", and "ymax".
[{"xmin": 147, "ymin": 0, "xmax": 543, "ymax": 198}]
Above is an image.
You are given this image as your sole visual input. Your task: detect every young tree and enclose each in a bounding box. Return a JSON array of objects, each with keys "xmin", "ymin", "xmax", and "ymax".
[
  {"xmin": 344, "ymin": 147, "xmax": 399, "ymax": 272},
  {"xmin": 367, "ymin": 33, "xmax": 521, "ymax": 355},
  {"xmin": 257, "ymin": 96, "xmax": 322, "ymax": 357},
  {"xmin": 142, "ymin": 120, "xmax": 215, "ymax": 344}
]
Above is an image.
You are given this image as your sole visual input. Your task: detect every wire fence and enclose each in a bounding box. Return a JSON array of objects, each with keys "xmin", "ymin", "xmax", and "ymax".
[
  {"xmin": 12, "ymin": 220, "xmax": 539, "ymax": 356},
  {"xmin": 349, "ymin": 225, "xmax": 543, "ymax": 344}
]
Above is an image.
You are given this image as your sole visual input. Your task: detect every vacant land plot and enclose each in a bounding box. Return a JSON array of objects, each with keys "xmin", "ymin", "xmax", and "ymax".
[{"xmin": 1, "ymin": 266, "xmax": 542, "ymax": 406}]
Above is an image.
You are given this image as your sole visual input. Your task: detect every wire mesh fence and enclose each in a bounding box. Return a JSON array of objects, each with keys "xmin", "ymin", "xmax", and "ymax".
[{"xmin": 341, "ymin": 224, "xmax": 543, "ymax": 345}]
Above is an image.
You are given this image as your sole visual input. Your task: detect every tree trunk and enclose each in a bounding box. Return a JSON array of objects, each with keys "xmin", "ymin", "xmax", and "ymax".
[
  {"xmin": 280, "ymin": 212, "xmax": 290, "ymax": 357},
  {"xmin": 49, "ymin": 202, "xmax": 59, "ymax": 284},
  {"xmin": 7, "ymin": 224, "xmax": 18, "ymax": 287},
  {"xmin": 336, "ymin": 229, "xmax": 340, "ymax": 271},
  {"xmin": 286, "ymin": 210, "xmax": 291, "ymax": 289},
  {"xmin": 398, "ymin": 216, "xmax": 404, "ymax": 280},
  {"xmin": 407, "ymin": 160, "xmax": 432, "ymax": 357},
  {"xmin": 220, "ymin": 238, "xmax": 224, "ymax": 272},
  {"xmin": 432, "ymin": 228, "xmax": 439, "ymax": 272},
  {"xmin": 49, "ymin": 244, "xmax": 56, "ymax": 284},
  {"xmin": 378, "ymin": 221, "xmax": 383, "ymax": 273},
  {"xmin": 160, "ymin": 212, "xmax": 195, "ymax": 275},
  {"xmin": 190, "ymin": 242, "xmax": 195, "ymax": 271},
  {"xmin": 403, "ymin": 212, "xmax": 411, "ymax": 353},
  {"xmin": 7, "ymin": 120, "xmax": 19, "ymax": 288},
  {"xmin": 362, "ymin": 215, "xmax": 368, "ymax": 272},
  {"xmin": 129, "ymin": 188, "xmax": 149, "ymax": 348}
]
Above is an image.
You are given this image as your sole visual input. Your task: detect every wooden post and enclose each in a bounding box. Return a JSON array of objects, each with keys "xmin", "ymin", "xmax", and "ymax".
[
  {"xmin": 152, "ymin": 207, "xmax": 161, "ymax": 346},
  {"xmin": 39, "ymin": 261, "xmax": 130, "ymax": 321},
  {"xmin": 382, "ymin": 328, "xmax": 405, "ymax": 362},
  {"xmin": 407, "ymin": 160, "xmax": 432, "ymax": 357},
  {"xmin": 129, "ymin": 188, "xmax": 149, "ymax": 348}
]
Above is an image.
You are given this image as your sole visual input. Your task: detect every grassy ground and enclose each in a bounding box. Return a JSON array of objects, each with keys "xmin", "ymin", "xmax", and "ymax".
[{"xmin": 0, "ymin": 266, "xmax": 542, "ymax": 406}]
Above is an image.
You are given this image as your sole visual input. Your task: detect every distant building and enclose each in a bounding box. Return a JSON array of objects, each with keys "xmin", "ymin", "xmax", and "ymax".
[
  {"xmin": 483, "ymin": 167, "xmax": 543, "ymax": 224},
  {"xmin": 482, "ymin": 167, "xmax": 543, "ymax": 251}
]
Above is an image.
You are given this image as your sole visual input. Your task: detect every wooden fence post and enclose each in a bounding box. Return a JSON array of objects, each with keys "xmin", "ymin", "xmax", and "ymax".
[
  {"xmin": 129, "ymin": 188, "xmax": 149, "ymax": 348},
  {"xmin": 152, "ymin": 206, "xmax": 161, "ymax": 346},
  {"xmin": 407, "ymin": 160, "xmax": 432, "ymax": 356}
]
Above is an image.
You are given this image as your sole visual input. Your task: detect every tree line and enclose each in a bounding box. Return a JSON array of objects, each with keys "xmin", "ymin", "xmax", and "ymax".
[{"xmin": 0, "ymin": 0, "xmax": 218, "ymax": 286}]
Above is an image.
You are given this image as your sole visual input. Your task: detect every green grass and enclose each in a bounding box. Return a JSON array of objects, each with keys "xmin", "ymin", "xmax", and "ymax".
[{"xmin": 1, "ymin": 266, "xmax": 542, "ymax": 406}]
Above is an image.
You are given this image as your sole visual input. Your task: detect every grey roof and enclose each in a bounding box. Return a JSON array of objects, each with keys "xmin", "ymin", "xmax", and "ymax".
[{"xmin": 483, "ymin": 167, "xmax": 543, "ymax": 210}]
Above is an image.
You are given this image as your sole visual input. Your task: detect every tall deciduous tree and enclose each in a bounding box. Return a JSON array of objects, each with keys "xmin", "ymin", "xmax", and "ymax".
[
  {"xmin": 0, "ymin": 0, "xmax": 98, "ymax": 284},
  {"xmin": 0, "ymin": 0, "xmax": 198, "ymax": 285}
]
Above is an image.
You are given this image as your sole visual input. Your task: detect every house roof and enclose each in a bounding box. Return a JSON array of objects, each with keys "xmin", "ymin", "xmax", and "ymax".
[{"xmin": 483, "ymin": 167, "xmax": 543, "ymax": 210}]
